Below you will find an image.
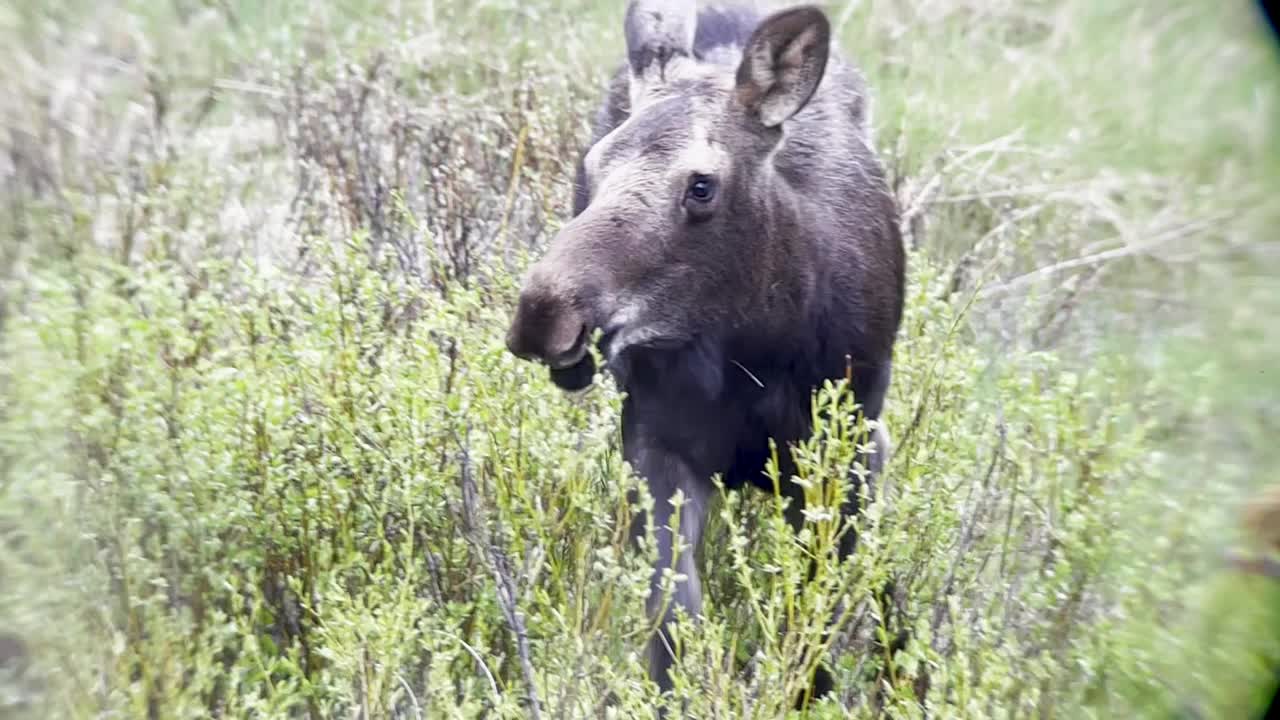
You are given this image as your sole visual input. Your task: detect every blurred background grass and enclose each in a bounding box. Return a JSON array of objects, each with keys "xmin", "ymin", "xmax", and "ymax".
[{"xmin": 1, "ymin": 0, "xmax": 1277, "ymax": 718}]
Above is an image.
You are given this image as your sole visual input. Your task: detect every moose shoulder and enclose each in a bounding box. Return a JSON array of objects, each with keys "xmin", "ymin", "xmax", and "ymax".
[{"xmin": 505, "ymin": 0, "xmax": 905, "ymax": 702}]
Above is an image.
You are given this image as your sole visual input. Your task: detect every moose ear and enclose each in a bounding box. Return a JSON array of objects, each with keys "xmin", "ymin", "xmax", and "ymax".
[
  {"xmin": 734, "ymin": 6, "xmax": 830, "ymax": 128},
  {"xmin": 624, "ymin": 0, "xmax": 697, "ymax": 78}
]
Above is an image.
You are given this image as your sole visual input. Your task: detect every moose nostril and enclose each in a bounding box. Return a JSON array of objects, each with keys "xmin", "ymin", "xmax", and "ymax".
[
  {"xmin": 547, "ymin": 323, "xmax": 589, "ymax": 369},
  {"xmin": 505, "ymin": 286, "xmax": 590, "ymax": 368}
]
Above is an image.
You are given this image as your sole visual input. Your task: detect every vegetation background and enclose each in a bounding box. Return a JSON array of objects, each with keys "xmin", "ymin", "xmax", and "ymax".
[{"xmin": 1, "ymin": 0, "xmax": 1278, "ymax": 717}]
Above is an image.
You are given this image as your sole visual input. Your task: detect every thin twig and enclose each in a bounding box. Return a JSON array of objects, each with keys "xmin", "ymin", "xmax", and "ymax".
[
  {"xmin": 732, "ymin": 359, "xmax": 765, "ymax": 388},
  {"xmin": 212, "ymin": 78, "xmax": 286, "ymax": 98},
  {"xmin": 931, "ymin": 417, "xmax": 1006, "ymax": 656},
  {"xmin": 456, "ymin": 428, "xmax": 543, "ymax": 720},
  {"xmin": 397, "ymin": 673, "xmax": 423, "ymax": 720},
  {"xmin": 428, "ymin": 630, "xmax": 500, "ymax": 700},
  {"xmin": 496, "ymin": 123, "xmax": 529, "ymax": 242},
  {"xmin": 979, "ymin": 214, "xmax": 1228, "ymax": 299}
]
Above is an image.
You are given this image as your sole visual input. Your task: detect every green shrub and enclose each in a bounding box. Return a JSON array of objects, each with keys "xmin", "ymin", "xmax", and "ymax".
[
  {"xmin": 2, "ymin": 238, "xmax": 1251, "ymax": 718},
  {"xmin": 1, "ymin": 1, "xmax": 1277, "ymax": 718}
]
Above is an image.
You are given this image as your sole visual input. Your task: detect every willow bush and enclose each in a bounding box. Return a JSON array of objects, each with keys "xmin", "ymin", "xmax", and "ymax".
[{"xmin": 2, "ymin": 0, "xmax": 1277, "ymax": 718}]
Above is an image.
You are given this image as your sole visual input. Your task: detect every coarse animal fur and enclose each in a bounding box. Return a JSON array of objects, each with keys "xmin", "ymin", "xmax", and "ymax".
[{"xmin": 506, "ymin": 0, "xmax": 905, "ymax": 705}]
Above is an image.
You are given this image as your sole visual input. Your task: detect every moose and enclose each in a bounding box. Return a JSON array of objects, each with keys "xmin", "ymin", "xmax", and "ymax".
[{"xmin": 505, "ymin": 0, "xmax": 905, "ymax": 703}]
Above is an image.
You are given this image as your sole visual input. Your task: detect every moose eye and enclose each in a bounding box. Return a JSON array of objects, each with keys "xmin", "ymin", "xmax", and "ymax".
[{"xmin": 685, "ymin": 176, "xmax": 717, "ymax": 204}]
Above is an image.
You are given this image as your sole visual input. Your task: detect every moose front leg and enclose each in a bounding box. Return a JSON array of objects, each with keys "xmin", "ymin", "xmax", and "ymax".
[{"xmin": 625, "ymin": 441, "xmax": 713, "ymax": 694}]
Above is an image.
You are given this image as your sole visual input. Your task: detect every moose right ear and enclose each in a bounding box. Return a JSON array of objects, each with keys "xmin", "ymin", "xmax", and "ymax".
[
  {"xmin": 624, "ymin": 0, "xmax": 697, "ymax": 100},
  {"xmin": 734, "ymin": 5, "xmax": 830, "ymax": 128}
]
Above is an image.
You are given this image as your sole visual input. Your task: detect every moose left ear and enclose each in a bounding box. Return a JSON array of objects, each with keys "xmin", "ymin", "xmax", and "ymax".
[
  {"xmin": 734, "ymin": 6, "xmax": 831, "ymax": 128},
  {"xmin": 625, "ymin": 0, "xmax": 698, "ymax": 77}
]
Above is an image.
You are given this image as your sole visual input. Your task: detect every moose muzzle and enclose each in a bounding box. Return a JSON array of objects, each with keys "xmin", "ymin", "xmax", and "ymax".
[{"xmin": 505, "ymin": 270, "xmax": 600, "ymax": 391}]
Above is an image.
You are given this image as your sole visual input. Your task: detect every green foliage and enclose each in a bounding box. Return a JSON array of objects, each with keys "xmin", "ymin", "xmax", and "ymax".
[
  {"xmin": 1, "ymin": 0, "xmax": 1277, "ymax": 718},
  {"xmin": 0, "ymin": 237, "xmax": 1189, "ymax": 718}
]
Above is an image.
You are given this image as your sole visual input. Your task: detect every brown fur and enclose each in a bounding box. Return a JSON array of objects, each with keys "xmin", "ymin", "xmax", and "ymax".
[{"xmin": 506, "ymin": 1, "xmax": 905, "ymax": 704}]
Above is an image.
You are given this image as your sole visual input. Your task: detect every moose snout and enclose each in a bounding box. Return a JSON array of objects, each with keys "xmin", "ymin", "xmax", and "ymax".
[{"xmin": 505, "ymin": 281, "xmax": 590, "ymax": 370}]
